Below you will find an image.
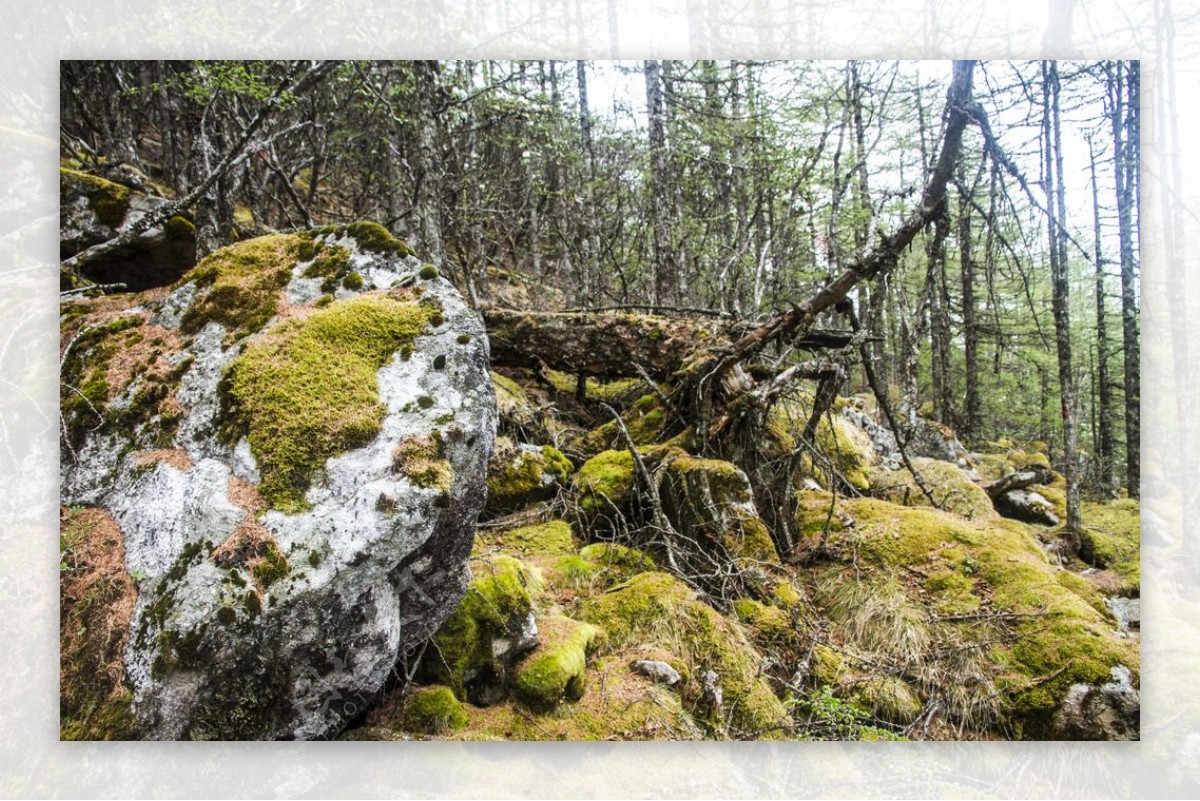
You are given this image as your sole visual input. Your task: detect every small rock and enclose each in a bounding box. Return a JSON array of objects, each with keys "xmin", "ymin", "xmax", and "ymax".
[{"xmin": 630, "ymin": 659, "xmax": 681, "ymax": 686}]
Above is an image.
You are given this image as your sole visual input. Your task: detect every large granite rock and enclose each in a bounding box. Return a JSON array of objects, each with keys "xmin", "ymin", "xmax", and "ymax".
[{"xmin": 60, "ymin": 224, "xmax": 496, "ymax": 739}]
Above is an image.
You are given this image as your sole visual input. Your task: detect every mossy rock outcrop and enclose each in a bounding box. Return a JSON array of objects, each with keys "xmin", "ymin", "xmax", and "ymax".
[
  {"xmin": 661, "ymin": 455, "xmax": 781, "ymax": 568},
  {"xmin": 871, "ymin": 457, "xmax": 995, "ymax": 521},
  {"xmin": 60, "ymin": 226, "xmax": 497, "ymax": 740},
  {"xmin": 60, "ymin": 167, "xmax": 197, "ymax": 291},
  {"xmin": 579, "ymin": 571, "xmax": 790, "ymax": 737},
  {"xmin": 512, "ymin": 616, "xmax": 601, "ymax": 711},
  {"xmin": 423, "ymin": 555, "xmax": 542, "ymax": 705},
  {"xmin": 800, "ymin": 497, "xmax": 1139, "ymax": 738},
  {"xmin": 484, "ymin": 437, "xmax": 573, "ymax": 516}
]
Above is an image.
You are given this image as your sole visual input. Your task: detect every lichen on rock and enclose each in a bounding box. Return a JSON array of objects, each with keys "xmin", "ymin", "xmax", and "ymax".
[{"xmin": 60, "ymin": 225, "xmax": 497, "ymax": 740}]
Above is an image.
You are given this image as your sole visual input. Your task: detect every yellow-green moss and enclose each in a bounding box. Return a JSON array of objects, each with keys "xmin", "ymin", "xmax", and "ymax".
[
  {"xmin": 180, "ymin": 233, "xmax": 305, "ymax": 344},
  {"xmin": 308, "ymin": 221, "xmax": 414, "ymax": 257},
  {"xmin": 815, "ymin": 415, "xmax": 874, "ymax": 492},
  {"xmin": 854, "ymin": 676, "xmax": 922, "ymax": 725},
  {"xmin": 495, "ymin": 520, "xmax": 577, "ymax": 556},
  {"xmin": 872, "ymin": 459, "xmax": 995, "ymax": 521},
  {"xmin": 811, "ymin": 644, "xmax": 851, "ymax": 686},
  {"xmin": 392, "ymin": 435, "xmax": 453, "ymax": 491},
  {"xmin": 61, "ymin": 167, "xmax": 132, "ymax": 228},
  {"xmin": 572, "ymin": 449, "xmax": 637, "ymax": 522},
  {"xmin": 732, "ymin": 598, "xmax": 801, "ymax": 650},
  {"xmin": 663, "ymin": 455, "xmax": 780, "ymax": 564},
  {"xmin": 402, "ymin": 685, "xmax": 469, "ymax": 733},
  {"xmin": 486, "ymin": 441, "xmax": 573, "ymax": 514},
  {"xmin": 579, "ymin": 571, "xmax": 789, "ymax": 737},
  {"xmin": 1080, "ymin": 499, "xmax": 1140, "ymax": 593},
  {"xmin": 425, "ymin": 555, "xmax": 541, "ymax": 696},
  {"xmin": 544, "ymin": 369, "xmax": 646, "ymax": 403},
  {"xmin": 219, "ymin": 293, "xmax": 434, "ymax": 511},
  {"xmin": 512, "ymin": 617, "xmax": 601, "ymax": 711},
  {"xmin": 816, "ymin": 498, "xmax": 1139, "ymax": 736},
  {"xmin": 577, "ymin": 542, "xmax": 657, "ymax": 587},
  {"xmin": 578, "ymin": 394, "xmax": 668, "ymax": 453}
]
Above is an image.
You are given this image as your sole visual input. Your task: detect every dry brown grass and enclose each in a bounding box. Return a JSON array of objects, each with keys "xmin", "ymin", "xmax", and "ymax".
[{"xmin": 60, "ymin": 505, "xmax": 137, "ymax": 738}]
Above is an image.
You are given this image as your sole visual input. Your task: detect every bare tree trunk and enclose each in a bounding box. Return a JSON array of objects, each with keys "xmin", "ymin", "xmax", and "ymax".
[
  {"xmin": 1088, "ymin": 135, "xmax": 1115, "ymax": 494},
  {"xmin": 576, "ymin": 60, "xmax": 600, "ymax": 306},
  {"xmin": 644, "ymin": 60, "xmax": 675, "ymax": 307},
  {"xmin": 1042, "ymin": 60, "xmax": 1083, "ymax": 534},
  {"xmin": 958, "ymin": 161, "xmax": 982, "ymax": 443},
  {"xmin": 413, "ymin": 60, "xmax": 445, "ymax": 266},
  {"xmin": 1114, "ymin": 59, "xmax": 1140, "ymax": 497}
]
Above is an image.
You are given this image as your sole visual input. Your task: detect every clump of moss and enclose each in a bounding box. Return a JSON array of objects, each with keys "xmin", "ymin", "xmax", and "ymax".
[
  {"xmin": 578, "ymin": 394, "xmax": 668, "ymax": 454},
  {"xmin": 495, "ymin": 520, "xmax": 577, "ymax": 556},
  {"xmin": 579, "ymin": 571, "xmax": 789, "ymax": 737},
  {"xmin": 572, "ymin": 449, "xmax": 638, "ymax": 528},
  {"xmin": 512, "ymin": 616, "xmax": 601, "ymax": 711},
  {"xmin": 179, "ymin": 234, "xmax": 305, "ymax": 344},
  {"xmin": 485, "ymin": 439, "xmax": 573, "ymax": 516},
  {"xmin": 402, "ymin": 685, "xmax": 469, "ymax": 734},
  {"xmin": 419, "ymin": 264, "xmax": 439, "ymax": 280},
  {"xmin": 249, "ymin": 541, "xmax": 290, "ymax": 589},
  {"xmin": 59, "ymin": 315, "xmax": 145, "ymax": 448},
  {"xmin": 425, "ymin": 555, "xmax": 541, "ymax": 697},
  {"xmin": 307, "ymin": 221, "xmax": 414, "ymax": 257},
  {"xmin": 544, "ymin": 369, "xmax": 646, "ymax": 404},
  {"xmin": 853, "ymin": 676, "xmax": 922, "ymax": 725},
  {"xmin": 61, "ymin": 167, "xmax": 132, "ymax": 228},
  {"xmin": 813, "ymin": 497, "xmax": 1139, "ymax": 737},
  {"xmin": 872, "ymin": 458, "xmax": 995, "ymax": 521},
  {"xmin": 392, "ymin": 435, "xmax": 454, "ymax": 491},
  {"xmin": 219, "ymin": 294, "xmax": 434, "ymax": 511},
  {"xmin": 1079, "ymin": 498, "xmax": 1140, "ymax": 593}
]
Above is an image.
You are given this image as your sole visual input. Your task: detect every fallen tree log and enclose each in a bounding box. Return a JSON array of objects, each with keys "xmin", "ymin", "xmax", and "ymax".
[
  {"xmin": 984, "ymin": 466, "xmax": 1056, "ymax": 498},
  {"xmin": 483, "ymin": 307, "xmax": 859, "ymax": 380}
]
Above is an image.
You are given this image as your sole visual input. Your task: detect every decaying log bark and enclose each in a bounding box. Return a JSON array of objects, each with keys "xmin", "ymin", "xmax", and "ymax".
[
  {"xmin": 483, "ymin": 307, "xmax": 731, "ymax": 379},
  {"xmin": 483, "ymin": 307, "xmax": 857, "ymax": 380}
]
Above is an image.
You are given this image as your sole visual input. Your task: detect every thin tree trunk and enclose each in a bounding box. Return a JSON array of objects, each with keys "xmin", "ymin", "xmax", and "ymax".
[
  {"xmin": 644, "ymin": 60, "xmax": 675, "ymax": 307},
  {"xmin": 1042, "ymin": 60, "xmax": 1083, "ymax": 535},
  {"xmin": 1088, "ymin": 135, "xmax": 1115, "ymax": 494}
]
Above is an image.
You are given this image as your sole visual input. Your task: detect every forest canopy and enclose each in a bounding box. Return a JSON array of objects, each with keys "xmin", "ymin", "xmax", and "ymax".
[{"xmin": 60, "ymin": 59, "xmax": 1139, "ymax": 503}]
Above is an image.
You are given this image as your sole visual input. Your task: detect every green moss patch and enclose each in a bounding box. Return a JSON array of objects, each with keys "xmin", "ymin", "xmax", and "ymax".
[
  {"xmin": 812, "ymin": 498, "xmax": 1139, "ymax": 737},
  {"xmin": 872, "ymin": 459, "xmax": 995, "ymax": 521},
  {"xmin": 425, "ymin": 555, "xmax": 541, "ymax": 697},
  {"xmin": 219, "ymin": 293, "xmax": 434, "ymax": 511},
  {"xmin": 401, "ymin": 685, "xmax": 469, "ymax": 733},
  {"xmin": 179, "ymin": 234, "xmax": 305, "ymax": 344},
  {"xmin": 307, "ymin": 221, "xmax": 414, "ymax": 257},
  {"xmin": 512, "ymin": 616, "xmax": 601, "ymax": 711},
  {"xmin": 61, "ymin": 167, "xmax": 132, "ymax": 228},
  {"xmin": 1080, "ymin": 498, "xmax": 1140, "ymax": 594},
  {"xmin": 579, "ymin": 571, "xmax": 789, "ymax": 737},
  {"xmin": 485, "ymin": 439, "xmax": 573, "ymax": 515},
  {"xmin": 488, "ymin": 520, "xmax": 577, "ymax": 556},
  {"xmin": 662, "ymin": 455, "xmax": 780, "ymax": 564},
  {"xmin": 577, "ymin": 542, "xmax": 657, "ymax": 588}
]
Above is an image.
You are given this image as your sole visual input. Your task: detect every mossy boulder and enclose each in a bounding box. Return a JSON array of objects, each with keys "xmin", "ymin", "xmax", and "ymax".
[
  {"xmin": 661, "ymin": 455, "xmax": 781, "ymax": 567},
  {"xmin": 571, "ymin": 449, "xmax": 640, "ymax": 532},
  {"xmin": 1079, "ymin": 498, "xmax": 1140, "ymax": 594},
  {"xmin": 400, "ymin": 686, "xmax": 469, "ymax": 734},
  {"xmin": 579, "ymin": 571, "xmax": 790, "ymax": 737},
  {"xmin": 871, "ymin": 457, "xmax": 995, "ymax": 521},
  {"xmin": 577, "ymin": 542, "xmax": 657, "ymax": 588},
  {"xmin": 512, "ymin": 616, "xmax": 601, "ymax": 711},
  {"xmin": 424, "ymin": 555, "xmax": 542, "ymax": 704},
  {"xmin": 485, "ymin": 437, "xmax": 573, "ymax": 516},
  {"xmin": 60, "ymin": 227, "xmax": 498, "ymax": 740}
]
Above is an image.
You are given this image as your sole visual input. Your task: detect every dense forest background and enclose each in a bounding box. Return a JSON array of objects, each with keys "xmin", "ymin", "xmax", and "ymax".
[{"xmin": 60, "ymin": 60, "xmax": 1140, "ymax": 514}]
